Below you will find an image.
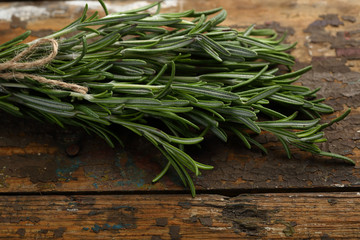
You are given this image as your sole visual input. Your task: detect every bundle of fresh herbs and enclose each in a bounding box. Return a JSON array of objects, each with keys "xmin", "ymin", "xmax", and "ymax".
[{"xmin": 0, "ymin": 1, "xmax": 354, "ymax": 196}]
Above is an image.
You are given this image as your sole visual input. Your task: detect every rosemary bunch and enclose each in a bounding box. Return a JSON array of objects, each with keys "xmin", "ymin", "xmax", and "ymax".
[{"xmin": 0, "ymin": 0, "xmax": 354, "ymax": 196}]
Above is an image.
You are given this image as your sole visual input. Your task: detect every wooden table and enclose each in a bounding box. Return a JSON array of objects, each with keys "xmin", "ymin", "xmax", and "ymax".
[{"xmin": 1, "ymin": 0, "xmax": 360, "ymax": 239}]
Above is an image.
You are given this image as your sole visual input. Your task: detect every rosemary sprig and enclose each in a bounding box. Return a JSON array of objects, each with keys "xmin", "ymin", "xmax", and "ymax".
[{"xmin": 0, "ymin": 0, "xmax": 354, "ymax": 196}]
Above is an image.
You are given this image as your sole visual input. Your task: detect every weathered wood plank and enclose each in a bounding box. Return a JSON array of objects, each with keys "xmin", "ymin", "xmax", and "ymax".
[
  {"xmin": 0, "ymin": 192, "xmax": 359, "ymax": 239},
  {"xmin": 0, "ymin": 0, "xmax": 360, "ymax": 193}
]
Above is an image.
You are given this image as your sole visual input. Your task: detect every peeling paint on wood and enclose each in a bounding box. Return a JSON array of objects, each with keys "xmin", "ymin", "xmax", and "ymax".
[{"xmin": 0, "ymin": 0, "xmax": 360, "ymax": 238}]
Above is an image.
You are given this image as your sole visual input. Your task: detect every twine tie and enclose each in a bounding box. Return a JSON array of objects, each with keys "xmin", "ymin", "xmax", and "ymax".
[{"xmin": 0, "ymin": 39, "xmax": 88, "ymax": 94}]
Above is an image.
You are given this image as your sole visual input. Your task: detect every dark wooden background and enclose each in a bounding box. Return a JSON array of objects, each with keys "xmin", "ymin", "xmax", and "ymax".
[{"xmin": 0, "ymin": 0, "xmax": 360, "ymax": 239}]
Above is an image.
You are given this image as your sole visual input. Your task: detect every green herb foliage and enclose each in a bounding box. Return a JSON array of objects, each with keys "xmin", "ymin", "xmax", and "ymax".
[{"xmin": 0, "ymin": 0, "xmax": 354, "ymax": 196}]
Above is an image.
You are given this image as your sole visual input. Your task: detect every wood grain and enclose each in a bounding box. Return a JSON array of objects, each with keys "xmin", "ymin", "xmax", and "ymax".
[
  {"xmin": 0, "ymin": 0, "xmax": 360, "ymax": 194},
  {"xmin": 1, "ymin": 1, "xmax": 360, "ymax": 238},
  {"xmin": 0, "ymin": 192, "xmax": 359, "ymax": 239}
]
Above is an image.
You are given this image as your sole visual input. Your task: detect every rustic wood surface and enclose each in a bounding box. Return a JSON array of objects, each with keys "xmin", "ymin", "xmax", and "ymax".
[
  {"xmin": 0, "ymin": 0, "xmax": 360, "ymax": 239},
  {"xmin": 0, "ymin": 0, "xmax": 359, "ymax": 193},
  {"xmin": 0, "ymin": 192, "xmax": 359, "ymax": 239}
]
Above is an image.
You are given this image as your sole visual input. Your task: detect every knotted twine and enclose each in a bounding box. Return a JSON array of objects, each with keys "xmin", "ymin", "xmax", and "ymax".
[{"xmin": 0, "ymin": 39, "xmax": 88, "ymax": 94}]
